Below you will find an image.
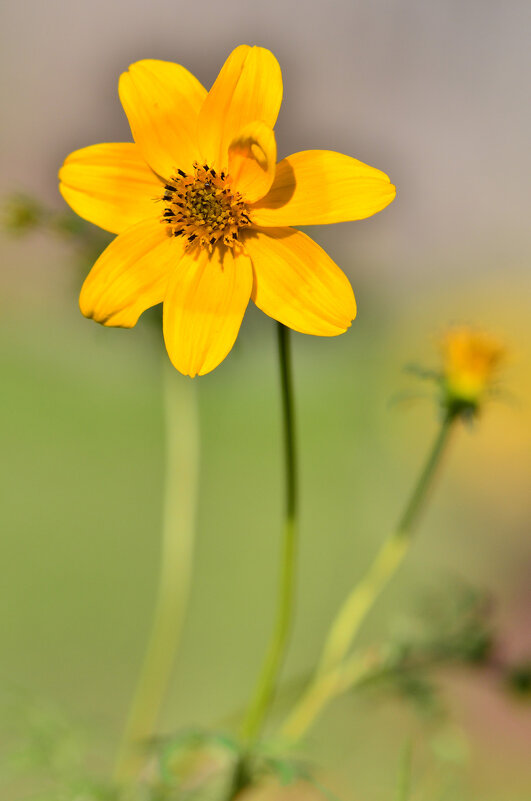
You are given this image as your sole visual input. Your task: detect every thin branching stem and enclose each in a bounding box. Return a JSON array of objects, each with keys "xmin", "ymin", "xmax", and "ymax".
[{"xmin": 281, "ymin": 412, "xmax": 455, "ymax": 742}]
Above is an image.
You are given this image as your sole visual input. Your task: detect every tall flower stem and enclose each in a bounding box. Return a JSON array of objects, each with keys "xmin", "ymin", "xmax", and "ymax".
[
  {"xmin": 240, "ymin": 323, "xmax": 298, "ymax": 743},
  {"xmin": 281, "ymin": 412, "xmax": 455, "ymax": 742},
  {"xmin": 114, "ymin": 359, "xmax": 200, "ymax": 783}
]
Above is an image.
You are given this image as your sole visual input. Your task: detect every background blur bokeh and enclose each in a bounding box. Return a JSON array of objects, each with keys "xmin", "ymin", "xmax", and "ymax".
[{"xmin": 1, "ymin": 1, "xmax": 531, "ymax": 799}]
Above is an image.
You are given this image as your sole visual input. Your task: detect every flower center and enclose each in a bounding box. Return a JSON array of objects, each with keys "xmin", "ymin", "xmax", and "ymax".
[{"xmin": 160, "ymin": 162, "xmax": 251, "ymax": 250}]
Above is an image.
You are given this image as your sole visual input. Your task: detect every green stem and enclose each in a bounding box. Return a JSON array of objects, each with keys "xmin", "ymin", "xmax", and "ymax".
[
  {"xmin": 318, "ymin": 412, "xmax": 454, "ymax": 676},
  {"xmin": 395, "ymin": 740, "xmax": 413, "ymax": 801},
  {"xmin": 240, "ymin": 323, "xmax": 298, "ymax": 743},
  {"xmin": 113, "ymin": 359, "xmax": 200, "ymax": 784},
  {"xmin": 281, "ymin": 412, "xmax": 455, "ymax": 741}
]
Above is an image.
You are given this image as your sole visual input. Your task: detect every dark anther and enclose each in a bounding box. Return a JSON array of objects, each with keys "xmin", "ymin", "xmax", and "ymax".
[
  {"xmin": 210, "ymin": 168, "xmax": 217, "ymax": 177},
  {"xmin": 203, "ymin": 164, "xmax": 209, "ymax": 171},
  {"xmin": 188, "ymin": 234, "xmax": 197, "ymax": 241},
  {"xmin": 177, "ymin": 169, "xmax": 187, "ymax": 177},
  {"xmin": 210, "ymin": 237, "xmax": 216, "ymax": 245}
]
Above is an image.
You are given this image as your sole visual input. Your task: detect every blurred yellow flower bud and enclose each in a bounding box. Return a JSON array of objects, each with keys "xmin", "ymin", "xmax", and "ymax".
[{"xmin": 440, "ymin": 326, "xmax": 505, "ymax": 416}]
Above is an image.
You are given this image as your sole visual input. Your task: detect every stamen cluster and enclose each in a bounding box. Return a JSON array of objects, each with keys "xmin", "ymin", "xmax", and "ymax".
[{"xmin": 160, "ymin": 162, "xmax": 251, "ymax": 251}]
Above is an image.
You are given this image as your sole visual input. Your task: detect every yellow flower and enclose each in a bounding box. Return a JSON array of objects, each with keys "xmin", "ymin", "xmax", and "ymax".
[
  {"xmin": 441, "ymin": 327, "xmax": 505, "ymax": 412},
  {"xmin": 59, "ymin": 46, "xmax": 396, "ymax": 376}
]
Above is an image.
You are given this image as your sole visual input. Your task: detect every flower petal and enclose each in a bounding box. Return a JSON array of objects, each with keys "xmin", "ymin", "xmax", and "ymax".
[
  {"xmin": 59, "ymin": 143, "xmax": 161, "ymax": 234},
  {"xmin": 119, "ymin": 59, "xmax": 207, "ymax": 179},
  {"xmin": 163, "ymin": 245, "xmax": 252, "ymax": 377},
  {"xmin": 250, "ymin": 150, "xmax": 396, "ymax": 227},
  {"xmin": 80, "ymin": 218, "xmax": 182, "ymax": 327},
  {"xmin": 246, "ymin": 228, "xmax": 356, "ymax": 335},
  {"xmin": 197, "ymin": 45, "xmax": 282, "ymax": 171},
  {"xmin": 228, "ymin": 121, "xmax": 277, "ymax": 203}
]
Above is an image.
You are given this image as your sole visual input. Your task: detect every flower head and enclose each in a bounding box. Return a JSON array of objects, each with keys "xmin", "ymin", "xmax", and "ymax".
[
  {"xmin": 440, "ymin": 326, "xmax": 505, "ymax": 416},
  {"xmin": 59, "ymin": 46, "xmax": 395, "ymax": 376}
]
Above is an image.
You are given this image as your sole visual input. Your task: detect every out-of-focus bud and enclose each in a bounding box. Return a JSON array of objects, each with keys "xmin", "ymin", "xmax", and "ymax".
[
  {"xmin": 440, "ymin": 327, "xmax": 505, "ymax": 418},
  {"xmin": 505, "ymin": 661, "xmax": 531, "ymax": 699},
  {"xmin": 3, "ymin": 193, "xmax": 44, "ymax": 235}
]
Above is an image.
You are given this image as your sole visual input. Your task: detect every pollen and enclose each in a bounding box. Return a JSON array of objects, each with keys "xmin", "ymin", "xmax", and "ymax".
[{"xmin": 159, "ymin": 162, "xmax": 252, "ymax": 250}]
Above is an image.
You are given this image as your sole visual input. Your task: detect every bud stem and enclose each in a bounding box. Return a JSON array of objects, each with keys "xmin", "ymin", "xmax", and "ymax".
[{"xmin": 281, "ymin": 411, "xmax": 455, "ymax": 742}]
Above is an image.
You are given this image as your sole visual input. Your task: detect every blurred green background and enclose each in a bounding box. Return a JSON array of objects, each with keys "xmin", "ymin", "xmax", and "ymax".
[{"xmin": 1, "ymin": 1, "xmax": 531, "ymax": 799}]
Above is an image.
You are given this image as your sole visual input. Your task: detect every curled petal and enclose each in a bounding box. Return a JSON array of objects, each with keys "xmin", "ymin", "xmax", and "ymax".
[
  {"xmin": 80, "ymin": 219, "xmax": 182, "ymax": 327},
  {"xmin": 228, "ymin": 121, "xmax": 277, "ymax": 203},
  {"xmin": 163, "ymin": 245, "xmax": 253, "ymax": 377},
  {"xmin": 251, "ymin": 150, "xmax": 396, "ymax": 227},
  {"xmin": 247, "ymin": 227, "xmax": 356, "ymax": 335}
]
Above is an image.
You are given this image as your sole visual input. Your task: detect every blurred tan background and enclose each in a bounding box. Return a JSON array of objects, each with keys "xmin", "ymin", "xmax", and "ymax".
[{"xmin": 1, "ymin": 1, "xmax": 531, "ymax": 799}]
